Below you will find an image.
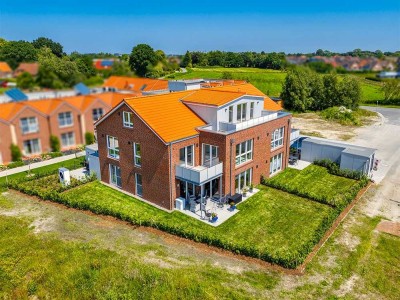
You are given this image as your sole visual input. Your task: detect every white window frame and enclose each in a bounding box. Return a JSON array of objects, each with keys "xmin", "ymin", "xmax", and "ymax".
[
  {"xmin": 135, "ymin": 173, "xmax": 143, "ymax": 197},
  {"xmin": 236, "ymin": 103, "xmax": 247, "ymax": 123},
  {"xmin": 202, "ymin": 144, "xmax": 218, "ymax": 167},
  {"xmin": 58, "ymin": 112, "xmax": 73, "ymax": 128},
  {"xmin": 92, "ymin": 108, "xmax": 104, "ymax": 121},
  {"xmin": 61, "ymin": 132, "xmax": 75, "ymax": 147},
  {"xmin": 250, "ymin": 102, "xmax": 254, "ymax": 119},
  {"xmin": 133, "ymin": 142, "xmax": 141, "ymax": 167},
  {"xmin": 20, "ymin": 117, "xmax": 39, "ymax": 134},
  {"xmin": 228, "ymin": 106, "xmax": 233, "ymax": 123},
  {"xmin": 235, "ymin": 168, "xmax": 252, "ymax": 193},
  {"xmin": 107, "ymin": 135, "xmax": 120, "ymax": 160},
  {"xmin": 109, "ymin": 164, "xmax": 121, "ymax": 187},
  {"xmin": 271, "ymin": 127, "xmax": 284, "ymax": 150},
  {"xmin": 179, "ymin": 145, "xmax": 194, "ymax": 167},
  {"xmin": 235, "ymin": 139, "xmax": 253, "ymax": 166},
  {"xmin": 23, "ymin": 138, "xmax": 41, "ymax": 155},
  {"xmin": 123, "ymin": 111, "xmax": 133, "ymax": 128},
  {"xmin": 270, "ymin": 153, "xmax": 283, "ymax": 175}
]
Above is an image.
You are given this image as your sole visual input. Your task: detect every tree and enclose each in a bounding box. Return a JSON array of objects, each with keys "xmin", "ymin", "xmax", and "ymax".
[
  {"xmin": 382, "ymin": 80, "xmax": 400, "ymax": 103},
  {"xmin": 10, "ymin": 144, "xmax": 22, "ymax": 161},
  {"xmin": 32, "ymin": 37, "xmax": 64, "ymax": 57},
  {"xmin": 0, "ymin": 40, "xmax": 37, "ymax": 69},
  {"xmin": 340, "ymin": 77, "xmax": 361, "ymax": 109},
  {"xmin": 322, "ymin": 75, "xmax": 341, "ymax": 107},
  {"xmin": 280, "ymin": 68, "xmax": 314, "ymax": 112},
  {"xmin": 16, "ymin": 72, "xmax": 35, "ymax": 89},
  {"xmin": 85, "ymin": 132, "xmax": 95, "ymax": 145},
  {"xmin": 181, "ymin": 51, "xmax": 192, "ymax": 68},
  {"xmin": 36, "ymin": 47, "xmax": 82, "ymax": 88},
  {"xmin": 50, "ymin": 135, "xmax": 61, "ymax": 152},
  {"xmin": 129, "ymin": 44, "xmax": 157, "ymax": 77}
]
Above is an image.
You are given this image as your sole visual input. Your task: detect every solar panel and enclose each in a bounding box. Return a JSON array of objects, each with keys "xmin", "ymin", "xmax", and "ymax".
[
  {"xmin": 101, "ymin": 60, "xmax": 114, "ymax": 67},
  {"xmin": 5, "ymin": 88, "xmax": 28, "ymax": 101},
  {"xmin": 74, "ymin": 82, "xmax": 91, "ymax": 95}
]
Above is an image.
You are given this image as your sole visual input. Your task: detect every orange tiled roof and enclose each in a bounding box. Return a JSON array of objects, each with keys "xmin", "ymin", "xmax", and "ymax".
[
  {"xmin": 181, "ymin": 89, "xmax": 245, "ymax": 107},
  {"xmin": 15, "ymin": 63, "xmax": 39, "ymax": 76},
  {"xmin": 25, "ymin": 98, "xmax": 64, "ymax": 114},
  {"xmin": 124, "ymin": 91, "xmax": 206, "ymax": 143},
  {"xmin": 0, "ymin": 62, "xmax": 12, "ymax": 73},
  {"xmin": 96, "ymin": 92, "xmax": 138, "ymax": 107},
  {"xmin": 0, "ymin": 102, "xmax": 25, "ymax": 121},
  {"xmin": 211, "ymin": 83, "xmax": 282, "ymax": 111},
  {"xmin": 103, "ymin": 76, "xmax": 168, "ymax": 92},
  {"xmin": 263, "ymin": 96, "xmax": 282, "ymax": 111}
]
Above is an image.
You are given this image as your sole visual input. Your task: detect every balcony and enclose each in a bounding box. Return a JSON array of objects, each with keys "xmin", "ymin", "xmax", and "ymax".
[
  {"xmin": 176, "ymin": 161, "xmax": 223, "ymax": 185},
  {"xmin": 219, "ymin": 111, "xmax": 289, "ymax": 133},
  {"xmin": 290, "ymin": 128, "xmax": 300, "ymax": 142}
]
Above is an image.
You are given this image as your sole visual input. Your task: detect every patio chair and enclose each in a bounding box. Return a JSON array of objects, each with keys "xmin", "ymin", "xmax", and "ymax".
[
  {"xmin": 217, "ymin": 196, "xmax": 227, "ymax": 208},
  {"xmin": 189, "ymin": 200, "xmax": 196, "ymax": 212}
]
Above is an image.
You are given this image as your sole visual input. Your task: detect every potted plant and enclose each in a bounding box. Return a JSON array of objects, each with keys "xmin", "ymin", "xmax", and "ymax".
[
  {"xmin": 249, "ymin": 183, "xmax": 254, "ymax": 193},
  {"xmin": 242, "ymin": 187, "xmax": 248, "ymax": 197},
  {"xmin": 211, "ymin": 212, "xmax": 218, "ymax": 223},
  {"xmin": 229, "ymin": 201, "xmax": 236, "ymax": 211}
]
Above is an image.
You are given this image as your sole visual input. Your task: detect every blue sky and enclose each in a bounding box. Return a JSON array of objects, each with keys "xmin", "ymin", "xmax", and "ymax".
[{"xmin": 1, "ymin": 1, "xmax": 399, "ymax": 54}]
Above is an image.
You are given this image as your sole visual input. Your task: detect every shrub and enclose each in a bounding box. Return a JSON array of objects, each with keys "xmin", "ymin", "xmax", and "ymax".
[
  {"xmin": 313, "ymin": 159, "xmax": 366, "ymax": 180},
  {"xmin": 7, "ymin": 161, "xmax": 25, "ymax": 169},
  {"xmin": 10, "ymin": 144, "xmax": 22, "ymax": 162},
  {"xmin": 85, "ymin": 132, "xmax": 95, "ymax": 145},
  {"xmin": 50, "ymin": 135, "xmax": 61, "ymax": 152}
]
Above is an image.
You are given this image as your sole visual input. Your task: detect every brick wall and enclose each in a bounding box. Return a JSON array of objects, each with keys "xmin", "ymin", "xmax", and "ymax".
[{"xmin": 96, "ymin": 103, "xmax": 172, "ymax": 210}]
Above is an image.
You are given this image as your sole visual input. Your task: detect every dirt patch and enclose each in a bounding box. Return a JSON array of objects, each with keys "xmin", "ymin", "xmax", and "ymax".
[
  {"xmin": 336, "ymin": 274, "xmax": 360, "ymax": 297},
  {"xmin": 29, "ymin": 216, "xmax": 56, "ymax": 234},
  {"xmin": 335, "ymin": 231, "xmax": 361, "ymax": 251},
  {"xmin": 376, "ymin": 221, "xmax": 400, "ymax": 237}
]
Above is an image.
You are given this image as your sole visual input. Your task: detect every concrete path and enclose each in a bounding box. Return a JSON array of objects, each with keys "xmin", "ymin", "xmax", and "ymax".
[{"xmin": 0, "ymin": 151, "xmax": 85, "ymax": 178}]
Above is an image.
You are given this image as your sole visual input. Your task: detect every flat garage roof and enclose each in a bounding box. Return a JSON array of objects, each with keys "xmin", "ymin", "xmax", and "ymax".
[{"xmin": 302, "ymin": 137, "xmax": 376, "ymax": 158}]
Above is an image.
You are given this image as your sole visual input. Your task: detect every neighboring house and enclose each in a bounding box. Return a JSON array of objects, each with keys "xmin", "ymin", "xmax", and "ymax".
[
  {"xmin": 0, "ymin": 92, "xmax": 135, "ymax": 164},
  {"xmin": 13, "ymin": 63, "xmax": 40, "ymax": 77},
  {"xmin": 103, "ymin": 76, "xmax": 169, "ymax": 95},
  {"xmin": 0, "ymin": 102, "xmax": 51, "ymax": 163},
  {"xmin": 94, "ymin": 83, "xmax": 291, "ymax": 211},
  {"xmin": 0, "ymin": 62, "xmax": 13, "ymax": 78},
  {"xmin": 93, "ymin": 59, "xmax": 119, "ymax": 70}
]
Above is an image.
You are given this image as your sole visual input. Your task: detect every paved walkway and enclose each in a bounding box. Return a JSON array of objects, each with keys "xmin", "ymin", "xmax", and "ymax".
[{"xmin": 0, "ymin": 151, "xmax": 85, "ymax": 178}]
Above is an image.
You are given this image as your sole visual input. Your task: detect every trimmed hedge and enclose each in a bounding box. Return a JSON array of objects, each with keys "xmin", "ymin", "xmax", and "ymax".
[{"xmin": 313, "ymin": 159, "xmax": 367, "ymax": 180}]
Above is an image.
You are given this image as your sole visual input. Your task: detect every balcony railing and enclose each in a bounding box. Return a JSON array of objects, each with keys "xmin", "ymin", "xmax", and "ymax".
[
  {"xmin": 219, "ymin": 111, "xmax": 280, "ymax": 132},
  {"xmin": 290, "ymin": 128, "xmax": 300, "ymax": 141},
  {"xmin": 176, "ymin": 161, "xmax": 223, "ymax": 185}
]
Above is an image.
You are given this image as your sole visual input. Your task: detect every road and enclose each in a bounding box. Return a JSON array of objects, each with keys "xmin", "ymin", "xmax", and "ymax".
[{"xmin": 354, "ymin": 106, "xmax": 400, "ymax": 221}]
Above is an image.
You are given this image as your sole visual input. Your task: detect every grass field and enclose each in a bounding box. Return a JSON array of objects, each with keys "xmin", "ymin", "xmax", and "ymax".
[
  {"xmin": 60, "ymin": 182, "xmax": 334, "ymax": 268},
  {"xmin": 166, "ymin": 67, "xmax": 386, "ymax": 103},
  {"xmin": 0, "ymin": 190, "xmax": 398, "ymax": 299},
  {"xmin": 265, "ymin": 165, "xmax": 363, "ymax": 207}
]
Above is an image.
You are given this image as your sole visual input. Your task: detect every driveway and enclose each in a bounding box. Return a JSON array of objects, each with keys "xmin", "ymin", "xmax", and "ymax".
[{"xmin": 353, "ymin": 106, "xmax": 400, "ymax": 221}]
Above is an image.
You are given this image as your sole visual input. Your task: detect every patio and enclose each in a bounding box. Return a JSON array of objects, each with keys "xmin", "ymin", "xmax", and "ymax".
[
  {"xmin": 177, "ymin": 188, "xmax": 260, "ymax": 226},
  {"xmin": 288, "ymin": 159, "xmax": 311, "ymax": 171}
]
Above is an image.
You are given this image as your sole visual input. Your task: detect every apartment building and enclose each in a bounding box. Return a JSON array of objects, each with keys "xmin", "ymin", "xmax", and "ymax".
[
  {"xmin": 95, "ymin": 83, "xmax": 291, "ymax": 210},
  {"xmin": 0, "ymin": 92, "xmax": 135, "ymax": 164}
]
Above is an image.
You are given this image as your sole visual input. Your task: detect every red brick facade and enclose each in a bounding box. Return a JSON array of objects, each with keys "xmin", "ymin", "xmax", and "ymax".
[{"xmin": 96, "ymin": 102, "xmax": 292, "ymax": 210}]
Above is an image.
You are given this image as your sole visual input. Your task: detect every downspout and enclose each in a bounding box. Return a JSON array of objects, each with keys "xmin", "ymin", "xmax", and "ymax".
[
  {"xmin": 169, "ymin": 142, "xmax": 173, "ymax": 209},
  {"xmin": 229, "ymin": 138, "xmax": 235, "ymax": 196}
]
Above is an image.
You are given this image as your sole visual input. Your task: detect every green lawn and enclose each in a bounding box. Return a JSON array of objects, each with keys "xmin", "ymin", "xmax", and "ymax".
[
  {"xmin": 166, "ymin": 67, "xmax": 286, "ymax": 96},
  {"xmin": 57, "ymin": 182, "xmax": 335, "ymax": 268},
  {"xmin": 0, "ymin": 157, "xmax": 84, "ymax": 188},
  {"xmin": 265, "ymin": 165, "xmax": 361, "ymax": 207},
  {"xmin": 0, "ymin": 215, "xmax": 267, "ymax": 299},
  {"xmin": 166, "ymin": 67, "xmax": 386, "ymax": 103}
]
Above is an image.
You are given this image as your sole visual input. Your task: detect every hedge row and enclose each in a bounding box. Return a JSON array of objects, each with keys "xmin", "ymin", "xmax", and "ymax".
[
  {"xmin": 313, "ymin": 159, "xmax": 368, "ymax": 180},
  {"xmin": 6, "ymin": 177, "xmax": 331, "ymax": 269},
  {"xmin": 264, "ymin": 176, "xmax": 368, "ymax": 209}
]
